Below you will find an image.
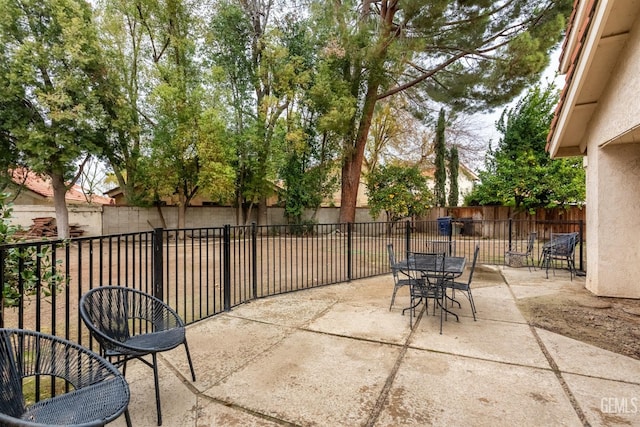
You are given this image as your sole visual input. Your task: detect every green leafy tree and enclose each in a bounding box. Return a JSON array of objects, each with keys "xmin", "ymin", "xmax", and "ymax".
[
  {"xmin": 0, "ymin": 0, "xmax": 113, "ymax": 238},
  {"xmin": 434, "ymin": 108, "xmax": 447, "ymax": 207},
  {"xmin": 92, "ymin": 0, "xmax": 151, "ymax": 206},
  {"xmin": 448, "ymin": 146, "xmax": 460, "ymax": 207},
  {"xmin": 466, "ymin": 84, "xmax": 585, "ymax": 211},
  {"xmin": 310, "ymin": 0, "xmax": 572, "ymax": 223},
  {"xmin": 366, "ymin": 165, "xmax": 433, "ymax": 229},
  {"xmin": 206, "ymin": 3, "xmax": 313, "ymax": 225}
]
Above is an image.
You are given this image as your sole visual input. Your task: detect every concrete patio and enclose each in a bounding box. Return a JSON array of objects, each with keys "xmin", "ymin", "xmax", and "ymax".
[{"xmin": 112, "ymin": 266, "xmax": 640, "ymax": 426}]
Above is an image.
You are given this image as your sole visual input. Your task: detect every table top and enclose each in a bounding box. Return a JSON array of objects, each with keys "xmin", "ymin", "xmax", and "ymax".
[{"xmin": 394, "ymin": 253, "xmax": 466, "ymax": 276}]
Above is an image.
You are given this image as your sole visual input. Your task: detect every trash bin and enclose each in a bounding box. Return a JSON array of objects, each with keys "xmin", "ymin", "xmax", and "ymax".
[{"xmin": 437, "ymin": 216, "xmax": 452, "ymax": 236}]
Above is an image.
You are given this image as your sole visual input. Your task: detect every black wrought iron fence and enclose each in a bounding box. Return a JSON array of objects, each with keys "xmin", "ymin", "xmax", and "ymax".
[{"xmin": 0, "ymin": 218, "xmax": 584, "ymax": 353}]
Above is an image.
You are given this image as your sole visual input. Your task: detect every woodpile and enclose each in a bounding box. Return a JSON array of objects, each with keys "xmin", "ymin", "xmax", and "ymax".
[{"xmin": 20, "ymin": 217, "xmax": 84, "ymax": 239}]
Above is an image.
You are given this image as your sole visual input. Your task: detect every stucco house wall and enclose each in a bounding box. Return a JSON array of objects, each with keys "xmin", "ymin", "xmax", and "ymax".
[{"xmin": 547, "ymin": 0, "xmax": 640, "ymax": 298}]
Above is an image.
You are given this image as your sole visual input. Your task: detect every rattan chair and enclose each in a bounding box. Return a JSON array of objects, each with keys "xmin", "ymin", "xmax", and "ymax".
[
  {"xmin": 79, "ymin": 286, "xmax": 196, "ymax": 426},
  {"xmin": 0, "ymin": 328, "xmax": 131, "ymax": 427}
]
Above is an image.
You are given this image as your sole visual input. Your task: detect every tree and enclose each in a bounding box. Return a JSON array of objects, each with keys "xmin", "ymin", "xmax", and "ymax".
[
  {"xmin": 366, "ymin": 164, "xmax": 433, "ymax": 227},
  {"xmin": 0, "ymin": 0, "xmax": 113, "ymax": 238},
  {"xmin": 92, "ymin": 0, "xmax": 150, "ymax": 206},
  {"xmin": 205, "ymin": 2, "xmax": 312, "ymax": 225},
  {"xmin": 448, "ymin": 145, "xmax": 459, "ymax": 207},
  {"xmin": 434, "ymin": 108, "xmax": 447, "ymax": 207},
  {"xmin": 465, "ymin": 83, "xmax": 585, "ymax": 212},
  {"xmin": 312, "ymin": 0, "xmax": 572, "ymax": 223}
]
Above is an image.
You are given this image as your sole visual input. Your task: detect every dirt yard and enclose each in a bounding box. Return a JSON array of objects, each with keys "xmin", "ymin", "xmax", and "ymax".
[{"xmin": 516, "ymin": 285, "xmax": 640, "ymax": 360}]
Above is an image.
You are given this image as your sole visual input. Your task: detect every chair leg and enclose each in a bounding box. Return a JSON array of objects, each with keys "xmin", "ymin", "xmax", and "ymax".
[
  {"xmin": 124, "ymin": 409, "xmax": 133, "ymax": 427},
  {"xmin": 151, "ymin": 353, "xmax": 163, "ymax": 426},
  {"xmin": 467, "ymin": 291, "xmax": 477, "ymax": 321},
  {"xmin": 183, "ymin": 340, "xmax": 196, "ymax": 382},
  {"xmin": 438, "ymin": 292, "xmax": 444, "ymax": 335},
  {"xmin": 389, "ymin": 285, "xmax": 399, "ymax": 310}
]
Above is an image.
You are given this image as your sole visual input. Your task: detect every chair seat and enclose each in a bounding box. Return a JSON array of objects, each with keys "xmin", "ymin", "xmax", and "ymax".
[
  {"xmin": 396, "ymin": 278, "xmax": 415, "ymax": 287},
  {"xmin": 22, "ymin": 377, "xmax": 129, "ymax": 426},
  {"xmin": 446, "ymin": 280, "xmax": 469, "ymax": 291},
  {"xmin": 106, "ymin": 328, "xmax": 186, "ymax": 356}
]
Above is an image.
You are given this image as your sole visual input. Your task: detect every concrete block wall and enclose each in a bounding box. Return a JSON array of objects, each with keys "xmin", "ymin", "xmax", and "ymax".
[{"xmin": 11, "ymin": 205, "xmax": 103, "ymax": 236}]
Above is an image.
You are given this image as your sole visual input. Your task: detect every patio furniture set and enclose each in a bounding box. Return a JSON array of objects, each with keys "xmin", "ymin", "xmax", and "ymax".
[
  {"xmin": 0, "ymin": 287, "xmax": 196, "ymax": 426},
  {"xmin": 387, "ymin": 243, "xmax": 479, "ymax": 333},
  {"xmin": 505, "ymin": 231, "xmax": 580, "ymax": 279},
  {"xmin": 387, "ymin": 232, "xmax": 579, "ymax": 332}
]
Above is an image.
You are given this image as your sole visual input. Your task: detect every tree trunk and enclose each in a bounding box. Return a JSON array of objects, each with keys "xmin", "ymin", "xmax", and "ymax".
[
  {"xmin": 338, "ymin": 79, "xmax": 380, "ymax": 224},
  {"xmin": 257, "ymin": 196, "xmax": 268, "ymax": 226},
  {"xmin": 50, "ymin": 172, "xmax": 70, "ymax": 239},
  {"xmin": 177, "ymin": 190, "xmax": 187, "ymax": 237}
]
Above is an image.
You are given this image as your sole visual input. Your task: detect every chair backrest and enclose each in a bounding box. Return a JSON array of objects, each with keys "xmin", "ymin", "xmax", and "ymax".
[
  {"xmin": 526, "ymin": 232, "xmax": 537, "ymax": 255},
  {"xmin": 80, "ymin": 287, "xmax": 132, "ymax": 348},
  {"xmin": 409, "ymin": 251, "xmax": 445, "ymax": 283},
  {"xmin": 466, "ymin": 244, "xmax": 481, "ymax": 285},
  {"xmin": 426, "ymin": 240, "xmax": 456, "ymax": 256},
  {"xmin": 387, "ymin": 243, "xmax": 397, "ymax": 266},
  {"xmin": 387, "ymin": 244, "xmax": 402, "ymax": 281},
  {"xmin": 549, "ymin": 233, "xmax": 577, "ymax": 256},
  {"xmin": 0, "ymin": 330, "xmax": 25, "ymax": 418}
]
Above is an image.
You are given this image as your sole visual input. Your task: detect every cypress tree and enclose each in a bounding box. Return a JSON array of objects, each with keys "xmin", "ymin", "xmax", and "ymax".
[{"xmin": 434, "ymin": 108, "xmax": 447, "ymax": 207}]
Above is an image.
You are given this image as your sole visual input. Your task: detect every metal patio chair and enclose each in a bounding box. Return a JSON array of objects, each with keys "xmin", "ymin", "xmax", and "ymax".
[
  {"xmin": 540, "ymin": 232, "xmax": 579, "ymax": 280},
  {"xmin": 387, "ymin": 243, "xmax": 416, "ymax": 310},
  {"xmin": 0, "ymin": 328, "xmax": 131, "ymax": 427},
  {"xmin": 443, "ymin": 244, "xmax": 480, "ymax": 321},
  {"xmin": 403, "ymin": 252, "xmax": 448, "ymax": 332},
  {"xmin": 79, "ymin": 286, "xmax": 196, "ymax": 426},
  {"xmin": 505, "ymin": 232, "xmax": 537, "ymax": 271}
]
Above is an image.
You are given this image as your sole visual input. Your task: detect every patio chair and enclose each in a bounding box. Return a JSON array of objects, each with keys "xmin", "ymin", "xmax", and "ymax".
[
  {"xmin": 540, "ymin": 232, "xmax": 579, "ymax": 280},
  {"xmin": 387, "ymin": 244, "xmax": 414, "ymax": 310},
  {"xmin": 505, "ymin": 232, "xmax": 537, "ymax": 271},
  {"xmin": 79, "ymin": 286, "xmax": 196, "ymax": 426},
  {"xmin": 402, "ymin": 252, "xmax": 447, "ymax": 332},
  {"xmin": 443, "ymin": 244, "xmax": 480, "ymax": 321},
  {"xmin": 425, "ymin": 240, "xmax": 456, "ymax": 256},
  {"xmin": 0, "ymin": 328, "xmax": 131, "ymax": 427}
]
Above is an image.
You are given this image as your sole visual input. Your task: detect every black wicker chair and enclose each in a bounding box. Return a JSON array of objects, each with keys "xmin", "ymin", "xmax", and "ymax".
[
  {"xmin": 0, "ymin": 328, "xmax": 131, "ymax": 427},
  {"xmin": 79, "ymin": 286, "xmax": 196, "ymax": 426}
]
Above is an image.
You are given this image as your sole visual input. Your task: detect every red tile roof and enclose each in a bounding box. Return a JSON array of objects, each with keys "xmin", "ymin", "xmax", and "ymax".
[
  {"xmin": 10, "ymin": 168, "xmax": 114, "ymax": 205},
  {"xmin": 546, "ymin": 0, "xmax": 598, "ymax": 150}
]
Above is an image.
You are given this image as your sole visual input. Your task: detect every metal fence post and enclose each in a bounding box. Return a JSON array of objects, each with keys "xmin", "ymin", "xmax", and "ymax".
[
  {"xmin": 405, "ymin": 220, "xmax": 412, "ymax": 256},
  {"xmin": 508, "ymin": 218, "xmax": 513, "ymax": 251},
  {"xmin": 153, "ymin": 228, "xmax": 164, "ymax": 301},
  {"xmin": 223, "ymin": 224, "xmax": 231, "ymax": 311},
  {"xmin": 0, "ymin": 247, "xmax": 4, "ymax": 328},
  {"xmin": 251, "ymin": 222, "xmax": 258, "ymax": 299},
  {"xmin": 347, "ymin": 222, "xmax": 352, "ymax": 281}
]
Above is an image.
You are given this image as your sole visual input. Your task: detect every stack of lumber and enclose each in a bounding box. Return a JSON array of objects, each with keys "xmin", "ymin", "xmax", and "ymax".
[
  {"xmin": 22, "ymin": 217, "xmax": 84, "ymax": 238},
  {"xmin": 29, "ymin": 217, "xmax": 58, "ymax": 237}
]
